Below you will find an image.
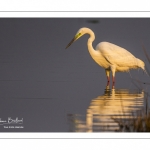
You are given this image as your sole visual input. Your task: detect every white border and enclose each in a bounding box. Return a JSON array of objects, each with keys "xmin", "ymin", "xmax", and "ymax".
[
  {"xmin": 0, "ymin": 12, "xmax": 150, "ymax": 18},
  {"xmin": 0, "ymin": 133, "xmax": 149, "ymax": 138},
  {"xmin": 0, "ymin": 0, "xmax": 150, "ymax": 12}
]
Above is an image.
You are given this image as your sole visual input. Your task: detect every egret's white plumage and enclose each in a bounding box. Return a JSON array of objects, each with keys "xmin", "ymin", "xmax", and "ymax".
[{"xmin": 66, "ymin": 27, "xmax": 146, "ymax": 86}]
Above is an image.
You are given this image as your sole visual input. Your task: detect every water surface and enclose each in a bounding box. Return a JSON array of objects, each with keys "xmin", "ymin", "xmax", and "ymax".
[
  {"xmin": 0, "ymin": 18, "xmax": 149, "ymax": 132},
  {"xmin": 67, "ymin": 88, "xmax": 146, "ymax": 132}
]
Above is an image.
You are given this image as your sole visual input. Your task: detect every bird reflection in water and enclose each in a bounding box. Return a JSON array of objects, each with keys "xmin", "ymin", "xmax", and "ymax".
[{"xmin": 67, "ymin": 86, "xmax": 145, "ymax": 132}]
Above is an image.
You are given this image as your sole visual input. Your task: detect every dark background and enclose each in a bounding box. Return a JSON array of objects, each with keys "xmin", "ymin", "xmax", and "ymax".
[{"xmin": 0, "ymin": 18, "xmax": 149, "ymax": 132}]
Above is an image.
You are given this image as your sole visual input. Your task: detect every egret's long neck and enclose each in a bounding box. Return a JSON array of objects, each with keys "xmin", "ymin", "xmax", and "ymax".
[{"xmin": 87, "ymin": 30, "xmax": 97, "ymax": 58}]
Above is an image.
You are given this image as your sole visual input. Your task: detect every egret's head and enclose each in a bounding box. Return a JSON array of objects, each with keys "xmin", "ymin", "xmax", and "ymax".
[{"xmin": 65, "ymin": 27, "xmax": 90, "ymax": 49}]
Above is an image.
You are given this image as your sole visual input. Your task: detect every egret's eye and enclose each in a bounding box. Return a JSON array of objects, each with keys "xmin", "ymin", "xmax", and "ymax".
[{"xmin": 79, "ymin": 33, "xmax": 81, "ymax": 35}]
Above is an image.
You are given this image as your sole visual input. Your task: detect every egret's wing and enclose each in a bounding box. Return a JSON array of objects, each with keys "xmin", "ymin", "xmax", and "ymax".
[
  {"xmin": 103, "ymin": 51, "xmax": 137, "ymax": 67},
  {"xmin": 97, "ymin": 42, "xmax": 138, "ymax": 67}
]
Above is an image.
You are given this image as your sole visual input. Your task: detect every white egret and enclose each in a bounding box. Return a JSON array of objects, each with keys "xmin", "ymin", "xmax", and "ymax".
[{"xmin": 66, "ymin": 27, "xmax": 147, "ymax": 87}]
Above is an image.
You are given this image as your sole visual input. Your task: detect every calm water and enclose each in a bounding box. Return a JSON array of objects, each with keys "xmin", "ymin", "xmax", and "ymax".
[
  {"xmin": 67, "ymin": 87, "xmax": 146, "ymax": 132},
  {"xmin": 0, "ymin": 18, "xmax": 149, "ymax": 132}
]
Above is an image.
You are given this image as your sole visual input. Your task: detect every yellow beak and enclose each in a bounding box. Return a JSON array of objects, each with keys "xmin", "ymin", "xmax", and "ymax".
[{"xmin": 65, "ymin": 33, "xmax": 81, "ymax": 49}]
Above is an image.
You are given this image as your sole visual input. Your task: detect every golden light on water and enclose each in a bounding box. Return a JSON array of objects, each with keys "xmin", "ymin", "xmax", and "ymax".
[{"xmin": 67, "ymin": 88, "xmax": 145, "ymax": 132}]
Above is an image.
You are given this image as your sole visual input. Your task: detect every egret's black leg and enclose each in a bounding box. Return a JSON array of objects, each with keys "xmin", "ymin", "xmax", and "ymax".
[
  {"xmin": 105, "ymin": 69, "xmax": 110, "ymax": 86},
  {"xmin": 112, "ymin": 76, "xmax": 115, "ymax": 89}
]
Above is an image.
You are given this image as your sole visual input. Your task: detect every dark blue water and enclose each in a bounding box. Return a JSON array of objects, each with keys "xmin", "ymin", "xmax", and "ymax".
[{"xmin": 0, "ymin": 18, "xmax": 149, "ymax": 132}]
